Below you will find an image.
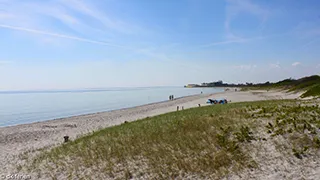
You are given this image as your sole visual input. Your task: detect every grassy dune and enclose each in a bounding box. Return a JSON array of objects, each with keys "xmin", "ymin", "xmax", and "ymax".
[
  {"xmin": 242, "ymin": 75, "xmax": 320, "ymax": 98},
  {"xmin": 21, "ymin": 100, "xmax": 320, "ymax": 179}
]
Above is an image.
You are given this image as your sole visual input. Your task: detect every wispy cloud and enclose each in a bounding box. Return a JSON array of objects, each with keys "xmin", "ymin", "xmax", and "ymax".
[
  {"xmin": 201, "ymin": 39, "xmax": 245, "ymax": 47},
  {"xmin": 0, "ymin": 24, "xmax": 179, "ymax": 63},
  {"xmin": 224, "ymin": 0, "xmax": 270, "ymax": 41},
  {"xmin": 200, "ymin": 0, "xmax": 272, "ymax": 48},
  {"xmin": 0, "ymin": 24, "xmax": 129, "ymax": 49},
  {"xmin": 201, "ymin": 33, "xmax": 284, "ymax": 48},
  {"xmin": 302, "ymin": 37, "xmax": 320, "ymax": 49},
  {"xmin": 58, "ymin": 0, "xmax": 140, "ymax": 34},
  {"xmin": 0, "ymin": 0, "xmax": 146, "ymax": 45},
  {"xmin": 292, "ymin": 62, "xmax": 301, "ymax": 67},
  {"xmin": 202, "ymin": 36, "xmax": 263, "ymax": 47}
]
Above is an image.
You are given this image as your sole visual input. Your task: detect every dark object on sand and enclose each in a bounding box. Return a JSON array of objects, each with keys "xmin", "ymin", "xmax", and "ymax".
[
  {"xmin": 218, "ymin": 99, "xmax": 228, "ymax": 104},
  {"xmin": 207, "ymin": 99, "xmax": 228, "ymax": 104},
  {"xmin": 207, "ymin": 99, "xmax": 218, "ymax": 104},
  {"xmin": 64, "ymin": 136, "xmax": 69, "ymax": 143}
]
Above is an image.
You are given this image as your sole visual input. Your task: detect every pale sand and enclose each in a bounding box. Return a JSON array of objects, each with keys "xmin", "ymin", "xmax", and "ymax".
[{"xmin": 0, "ymin": 89, "xmax": 302, "ymax": 175}]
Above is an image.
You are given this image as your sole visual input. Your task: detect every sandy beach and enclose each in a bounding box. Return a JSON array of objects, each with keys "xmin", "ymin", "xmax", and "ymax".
[{"xmin": 0, "ymin": 89, "xmax": 301, "ymax": 174}]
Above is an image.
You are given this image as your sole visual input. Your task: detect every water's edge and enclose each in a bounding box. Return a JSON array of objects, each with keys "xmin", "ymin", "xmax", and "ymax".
[{"xmin": 0, "ymin": 91, "xmax": 222, "ymax": 128}]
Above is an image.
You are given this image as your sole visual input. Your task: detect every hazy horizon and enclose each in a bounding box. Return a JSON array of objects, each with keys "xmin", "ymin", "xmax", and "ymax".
[
  {"xmin": 1, "ymin": 0, "xmax": 320, "ymax": 90},
  {"xmin": 0, "ymin": 74, "xmax": 317, "ymax": 92},
  {"xmin": 0, "ymin": 86, "xmax": 185, "ymax": 92}
]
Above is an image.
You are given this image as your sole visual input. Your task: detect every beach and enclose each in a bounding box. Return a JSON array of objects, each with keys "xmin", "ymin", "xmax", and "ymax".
[{"xmin": 0, "ymin": 89, "xmax": 301, "ymax": 174}]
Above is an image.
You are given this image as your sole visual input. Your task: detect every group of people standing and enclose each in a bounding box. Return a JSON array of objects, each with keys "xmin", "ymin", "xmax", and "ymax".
[{"xmin": 169, "ymin": 95, "xmax": 174, "ymax": 100}]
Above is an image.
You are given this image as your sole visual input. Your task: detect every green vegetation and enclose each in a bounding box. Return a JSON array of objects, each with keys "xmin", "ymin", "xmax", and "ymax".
[
  {"xmin": 249, "ymin": 102, "xmax": 320, "ymax": 159},
  {"xmin": 243, "ymin": 75, "xmax": 320, "ymax": 98},
  {"xmin": 301, "ymin": 84, "xmax": 320, "ymax": 98},
  {"xmin": 21, "ymin": 100, "xmax": 320, "ymax": 179},
  {"xmin": 187, "ymin": 75, "xmax": 320, "ymax": 98}
]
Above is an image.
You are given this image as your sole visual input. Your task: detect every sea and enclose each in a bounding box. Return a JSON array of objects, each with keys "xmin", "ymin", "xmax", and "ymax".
[{"xmin": 0, "ymin": 87, "xmax": 224, "ymax": 127}]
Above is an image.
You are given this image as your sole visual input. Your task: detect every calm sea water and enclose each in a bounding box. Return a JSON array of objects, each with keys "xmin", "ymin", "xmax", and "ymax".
[{"xmin": 0, "ymin": 87, "xmax": 224, "ymax": 127}]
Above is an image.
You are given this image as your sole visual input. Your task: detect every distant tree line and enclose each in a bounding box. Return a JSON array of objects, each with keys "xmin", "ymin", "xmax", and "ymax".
[
  {"xmin": 185, "ymin": 75, "xmax": 320, "ymax": 88},
  {"xmin": 185, "ymin": 80, "xmax": 261, "ymax": 87}
]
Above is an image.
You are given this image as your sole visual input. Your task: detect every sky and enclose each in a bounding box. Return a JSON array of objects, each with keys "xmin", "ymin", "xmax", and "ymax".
[{"xmin": 0, "ymin": 0, "xmax": 320, "ymax": 90}]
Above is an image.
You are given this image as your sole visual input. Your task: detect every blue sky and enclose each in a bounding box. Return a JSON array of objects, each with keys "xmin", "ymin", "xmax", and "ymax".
[{"xmin": 0, "ymin": 0, "xmax": 319, "ymax": 90}]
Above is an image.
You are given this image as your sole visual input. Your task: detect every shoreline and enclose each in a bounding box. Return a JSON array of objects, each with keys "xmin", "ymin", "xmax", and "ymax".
[
  {"xmin": 0, "ymin": 90, "xmax": 301, "ymax": 173},
  {"xmin": 0, "ymin": 93, "xmax": 206, "ymax": 128}
]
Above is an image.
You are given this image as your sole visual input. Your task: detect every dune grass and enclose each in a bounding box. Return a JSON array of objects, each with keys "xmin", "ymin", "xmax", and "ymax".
[
  {"xmin": 247, "ymin": 101, "xmax": 320, "ymax": 159},
  {"xmin": 241, "ymin": 75, "xmax": 320, "ymax": 98},
  {"xmin": 21, "ymin": 100, "xmax": 320, "ymax": 179},
  {"xmin": 301, "ymin": 84, "xmax": 320, "ymax": 98}
]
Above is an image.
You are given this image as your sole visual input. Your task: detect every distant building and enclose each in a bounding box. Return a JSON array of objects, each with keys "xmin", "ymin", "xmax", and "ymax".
[{"xmin": 186, "ymin": 84, "xmax": 198, "ymax": 88}]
